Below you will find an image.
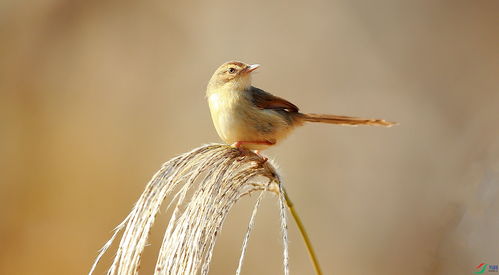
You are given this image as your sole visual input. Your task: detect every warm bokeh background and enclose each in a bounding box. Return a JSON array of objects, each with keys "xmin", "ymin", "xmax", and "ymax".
[{"xmin": 1, "ymin": 0, "xmax": 498, "ymax": 274}]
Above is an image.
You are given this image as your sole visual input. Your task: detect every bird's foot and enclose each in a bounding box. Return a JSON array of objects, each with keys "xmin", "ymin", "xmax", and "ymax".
[
  {"xmin": 231, "ymin": 140, "xmax": 274, "ymax": 163},
  {"xmin": 254, "ymin": 150, "xmax": 268, "ymax": 164},
  {"xmin": 231, "ymin": 140, "xmax": 275, "ymax": 148}
]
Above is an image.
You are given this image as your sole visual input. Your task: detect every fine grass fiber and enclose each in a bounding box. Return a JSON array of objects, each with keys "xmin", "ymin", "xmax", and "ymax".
[{"xmin": 89, "ymin": 144, "xmax": 291, "ymax": 275}]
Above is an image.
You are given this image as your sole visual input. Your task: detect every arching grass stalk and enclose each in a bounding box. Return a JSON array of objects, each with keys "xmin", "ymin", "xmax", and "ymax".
[{"xmin": 283, "ymin": 188, "xmax": 323, "ymax": 275}]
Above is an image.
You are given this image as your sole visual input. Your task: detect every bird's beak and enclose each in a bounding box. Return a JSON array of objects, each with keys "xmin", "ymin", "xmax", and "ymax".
[{"xmin": 244, "ymin": 64, "xmax": 260, "ymax": 74}]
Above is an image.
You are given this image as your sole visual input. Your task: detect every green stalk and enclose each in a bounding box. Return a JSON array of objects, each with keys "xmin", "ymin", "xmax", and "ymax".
[{"xmin": 283, "ymin": 188, "xmax": 323, "ymax": 275}]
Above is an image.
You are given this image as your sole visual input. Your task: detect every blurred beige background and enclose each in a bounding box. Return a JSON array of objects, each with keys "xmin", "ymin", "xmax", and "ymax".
[{"xmin": 1, "ymin": 0, "xmax": 498, "ymax": 274}]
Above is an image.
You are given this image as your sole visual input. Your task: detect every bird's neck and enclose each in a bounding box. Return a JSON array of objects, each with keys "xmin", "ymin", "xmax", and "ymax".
[{"xmin": 206, "ymin": 77, "xmax": 252, "ymax": 97}]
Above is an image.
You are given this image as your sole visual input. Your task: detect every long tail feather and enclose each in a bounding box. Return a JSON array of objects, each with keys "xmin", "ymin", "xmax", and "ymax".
[{"xmin": 300, "ymin": 113, "xmax": 396, "ymax": 127}]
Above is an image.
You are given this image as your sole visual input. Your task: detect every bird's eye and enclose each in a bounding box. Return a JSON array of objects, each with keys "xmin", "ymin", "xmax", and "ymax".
[{"xmin": 228, "ymin": 67, "xmax": 236, "ymax": 74}]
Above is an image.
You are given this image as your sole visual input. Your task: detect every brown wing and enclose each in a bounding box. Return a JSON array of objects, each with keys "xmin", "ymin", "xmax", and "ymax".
[{"xmin": 249, "ymin": 86, "xmax": 299, "ymax": 112}]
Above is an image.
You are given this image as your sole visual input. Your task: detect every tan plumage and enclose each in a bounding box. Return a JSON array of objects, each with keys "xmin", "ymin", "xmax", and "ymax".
[{"xmin": 206, "ymin": 61, "xmax": 395, "ymax": 151}]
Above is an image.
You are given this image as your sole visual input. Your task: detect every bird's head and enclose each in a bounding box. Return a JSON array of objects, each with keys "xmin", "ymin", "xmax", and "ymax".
[{"xmin": 207, "ymin": 61, "xmax": 260, "ymax": 93}]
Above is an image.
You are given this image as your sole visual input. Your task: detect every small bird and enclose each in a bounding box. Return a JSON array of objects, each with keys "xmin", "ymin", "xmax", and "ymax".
[{"xmin": 206, "ymin": 61, "xmax": 395, "ymax": 153}]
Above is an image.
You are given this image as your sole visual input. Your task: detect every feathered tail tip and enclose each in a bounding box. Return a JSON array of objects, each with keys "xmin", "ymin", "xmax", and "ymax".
[
  {"xmin": 301, "ymin": 113, "xmax": 397, "ymax": 127},
  {"xmin": 89, "ymin": 144, "xmax": 289, "ymax": 275}
]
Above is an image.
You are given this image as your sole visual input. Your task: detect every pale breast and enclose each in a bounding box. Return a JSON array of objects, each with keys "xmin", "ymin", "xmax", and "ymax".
[
  {"xmin": 208, "ymin": 93, "xmax": 230, "ymax": 141},
  {"xmin": 208, "ymin": 91, "xmax": 253, "ymax": 143}
]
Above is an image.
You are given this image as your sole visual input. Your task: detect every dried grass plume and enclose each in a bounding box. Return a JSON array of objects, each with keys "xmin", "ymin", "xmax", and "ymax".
[{"xmin": 89, "ymin": 144, "xmax": 290, "ymax": 275}]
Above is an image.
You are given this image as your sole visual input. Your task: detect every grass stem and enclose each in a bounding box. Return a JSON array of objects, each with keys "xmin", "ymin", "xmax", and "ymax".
[{"xmin": 283, "ymin": 188, "xmax": 323, "ymax": 275}]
